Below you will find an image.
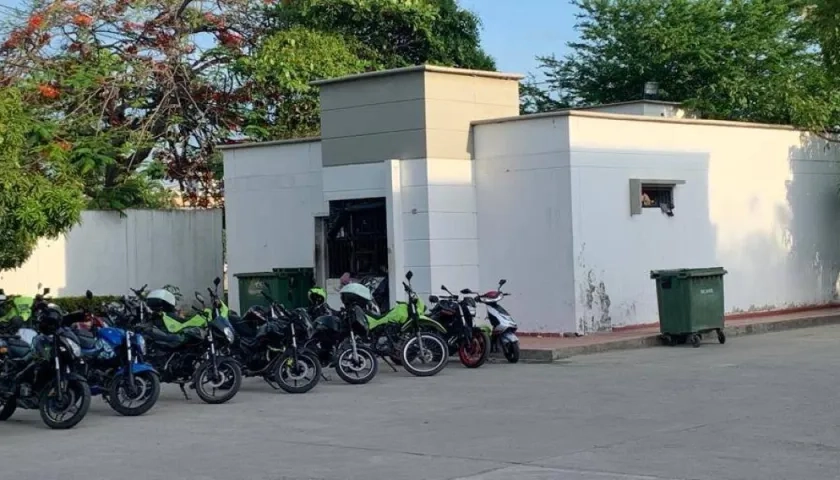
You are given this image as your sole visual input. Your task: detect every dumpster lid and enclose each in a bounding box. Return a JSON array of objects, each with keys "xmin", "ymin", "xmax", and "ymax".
[
  {"xmin": 233, "ymin": 272, "xmax": 278, "ymax": 279},
  {"xmin": 650, "ymin": 267, "xmax": 727, "ymax": 279}
]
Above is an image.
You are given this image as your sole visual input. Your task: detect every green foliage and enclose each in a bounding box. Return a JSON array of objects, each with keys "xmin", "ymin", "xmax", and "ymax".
[
  {"xmin": 246, "ymin": 0, "xmax": 496, "ymax": 140},
  {"xmin": 51, "ymin": 295, "xmax": 122, "ymax": 315},
  {"xmin": 526, "ymin": 0, "xmax": 840, "ymax": 131},
  {"xmin": 0, "ymin": 88, "xmax": 86, "ymax": 270}
]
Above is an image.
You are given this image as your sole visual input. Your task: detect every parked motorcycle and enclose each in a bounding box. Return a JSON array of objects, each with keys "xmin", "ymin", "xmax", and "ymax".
[
  {"xmin": 0, "ymin": 289, "xmax": 34, "ymax": 325},
  {"xmin": 0, "ymin": 288, "xmax": 92, "ymax": 429},
  {"xmin": 306, "ymin": 289, "xmax": 379, "ymax": 385},
  {"xmin": 394, "ymin": 272, "xmax": 449, "ymax": 376},
  {"xmin": 229, "ymin": 291, "xmax": 321, "ymax": 394},
  {"xmin": 71, "ymin": 291, "xmax": 160, "ymax": 416},
  {"xmin": 462, "ymin": 279, "xmax": 520, "ymax": 363},
  {"xmin": 133, "ymin": 278, "xmax": 243, "ymax": 404},
  {"xmin": 427, "ymin": 285, "xmax": 491, "ymax": 368}
]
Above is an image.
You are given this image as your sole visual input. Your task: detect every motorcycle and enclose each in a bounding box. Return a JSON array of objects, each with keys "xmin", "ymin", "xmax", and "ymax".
[
  {"xmin": 71, "ymin": 291, "xmax": 160, "ymax": 416},
  {"xmin": 0, "ymin": 288, "xmax": 92, "ymax": 429},
  {"xmin": 427, "ymin": 285, "xmax": 491, "ymax": 368},
  {"xmin": 0, "ymin": 288, "xmax": 37, "ymax": 345},
  {"xmin": 305, "ymin": 291, "xmax": 379, "ymax": 385},
  {"xmin": 462, "ymin": 279, "xmax": 520, "ymax": 363},
  {"xmin": 393, "ymin": 271, "xmax": 449, "ymax": 376},
  {"xmin": 229, "ymin": 291, "xmax": 321, "ymax": 394},
  {"xmin": 133, "ymin": 278, "xmax": 243, "ymax": 404}
]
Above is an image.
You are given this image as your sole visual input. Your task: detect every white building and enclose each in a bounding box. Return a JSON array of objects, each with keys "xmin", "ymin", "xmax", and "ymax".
[{"xmin": 221, "ymin": 65, "xmax": 840, "ymax": 334}]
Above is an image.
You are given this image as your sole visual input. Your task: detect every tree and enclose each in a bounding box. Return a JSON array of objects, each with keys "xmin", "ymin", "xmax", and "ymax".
[
  {"xmin": 0, "ymin": 0, "xmax": 264, "ymax": 207},
  {"xmin": 241, "ymin": 0, "xmax": 495, "ymax": 140},
  {"xmin": 0, "ymin": 87, "xmax": 86, "ymax": 270},
  {"xmin": 525, "ymin": 0, "xmax": 840, "ymax": 131}
]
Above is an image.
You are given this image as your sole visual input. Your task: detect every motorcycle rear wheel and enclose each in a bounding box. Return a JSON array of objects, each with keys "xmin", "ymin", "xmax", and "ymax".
[
  {"xmin": 458, "ymin": 330, "xmax": 490, "ymax": 369},
  {"xmin": 335, "ymin": 346, "xmax": 378, "ymax": 385},
  {"xmin": 108, "ymin": 371, "xmax": 161, "ymax": 416},
  {"xmin": 400, "ymin": 332, "xmax": 449, "ymax": 377},
  {"xmin": 39, "ymin": 380, "xmax": 92, "ymax": 430},
  {"xmin": 274, "ymin": 350, "xmax": 321, "ymax": 394},
  {"xmin": 193, "ymin": 358, "xmax": 242, "ymax": 404}
]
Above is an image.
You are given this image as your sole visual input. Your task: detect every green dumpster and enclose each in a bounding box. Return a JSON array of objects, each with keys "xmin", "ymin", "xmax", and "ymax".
[
  {"xmin": 650, "ymin": 267, "xmax": 727, "ymax": 348},
  {"xmin": 234, "ymin": 272, "xmax": 283, "ymax": 312},
  {"xmin": 272, "ymin": 268, "xmax": 315, "ymax": 309}
]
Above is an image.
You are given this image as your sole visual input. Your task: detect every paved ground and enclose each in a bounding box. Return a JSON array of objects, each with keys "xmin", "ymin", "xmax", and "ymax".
[{"xmin": 4, "ymin": 326, "xmax": 840, "ymax": 480}]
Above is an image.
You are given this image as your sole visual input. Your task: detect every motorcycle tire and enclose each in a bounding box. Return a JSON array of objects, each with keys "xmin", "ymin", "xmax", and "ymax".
[
  {"xmin": 108, "ymin": 371, "xmax": 161, "ymax": 416},
  {"xmin": 400, "ymin": 332, "xmax": 449, "ymax": 377},
  {"xmin": 38, "ymin": 380, "xmax": 92, "ymax": 430},
  {"xmin": 0, "ymin": 397, "xmax": 17, "ymax": 421},
  {"xmin": 458, "ymin": 330, "xmax": 491, "ymax": 369},
  {"xmin": 193, "ymin": 357, "xmax": 242, "ymax": 405},
  {"xmin": 503, "ymin": 341, "xmax": 520, "ymax": 364},
  {"xmin": 274, "ymin": 350, "xmax": 322, "ymax": 394},
  {"xmin": 335, "ymin": 345, "xmax": 378, "ymax": 385}
]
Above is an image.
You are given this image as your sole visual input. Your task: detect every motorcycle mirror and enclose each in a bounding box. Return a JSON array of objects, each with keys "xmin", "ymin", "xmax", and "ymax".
[
  {"xmin": 0, "ymin": 289, "xmax": 5, "ymax": 295},
  {"xmin": 440, "ymin": 285, "xmax": 448, "ymax": 291},
  {"xmin": 195, "ymin": 292, "xmax": 206, "ymax": 304},
  {"xmin": 214, "ymin": 277, "xmax": 221, "ymax": 287},
  {"xmin": 498, "ymin": 279, "xmax": 507, "ymax": 287},
  {"xmin": 43, "ymin": 287, "xmax": 50, "ymax": 295},
  {"xmin": 460, "ymin": 288, "xmax": 472, "ymax": 295},
  {"xmin": 85, "ymin": 290, "xmax": 93, "ymax": 300},
  {"xmin": 405, "ymin": 271, "xmax": 413, "ymax": 281},
  {"xmin": 428, "ymin": 295, "xmax": 439, "ymax": 303}
]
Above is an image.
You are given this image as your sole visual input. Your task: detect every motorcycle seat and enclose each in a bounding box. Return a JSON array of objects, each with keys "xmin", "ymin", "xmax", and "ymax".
[
  {"xmin": 145, "ymin": 326, "xmax": 186, "ymax": 348},
  {"xmin": 365, "ymin": 310, "xmax": 388, "ymax": 320},
  {"xmin": 74, "ymin": 329, "xmax": 98, "ymax": 350}
]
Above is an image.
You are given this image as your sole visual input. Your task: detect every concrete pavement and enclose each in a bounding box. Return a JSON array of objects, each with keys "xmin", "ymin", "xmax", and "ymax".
[{"xmin": 3, "ymin": 325, "xmax": 840, "ymax": 480}]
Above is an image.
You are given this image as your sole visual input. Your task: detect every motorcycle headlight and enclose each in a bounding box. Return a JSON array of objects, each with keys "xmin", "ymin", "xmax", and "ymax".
[
  {"xmin": 135, "ymin": 334, "xmax": 147, "ymax": 355},
  {"xmin": 62, "ymin": 337, "xmax": 81, "ymax": 358},
  {"xmin": 223, "ymin": 326, "xmax": 234, "ymax": 344}
]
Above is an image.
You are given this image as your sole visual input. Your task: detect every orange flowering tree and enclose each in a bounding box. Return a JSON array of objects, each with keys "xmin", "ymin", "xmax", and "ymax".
[{"xmin": 0, "ymin": 0, "xmax": 271, "ymax": 208}]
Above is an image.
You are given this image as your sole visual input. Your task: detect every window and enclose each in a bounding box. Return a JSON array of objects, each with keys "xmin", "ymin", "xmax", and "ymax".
[{"xmin": 629, "ymin": 179, "xmax": 684, "ymax": 216}]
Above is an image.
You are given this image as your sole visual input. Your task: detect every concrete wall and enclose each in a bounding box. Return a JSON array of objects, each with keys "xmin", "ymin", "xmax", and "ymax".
[
  {"xmin": 0, "ymin": 209, "xmax": 223, "ymax": 300},
  {"xmin": 472, "ymin": 116, "xmax": 577, "ymax": 333},
  {"xmin": 223, "ymin": 139, "xmax": 322, "ymax": 311},
  {"xmin": 569, "ymin": 113, "xmax": 840, "ymax": 330}
]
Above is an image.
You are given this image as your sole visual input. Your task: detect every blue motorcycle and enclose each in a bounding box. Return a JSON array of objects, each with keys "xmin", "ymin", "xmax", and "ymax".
[{"xmin": 72, "ymin": 292, "xmax": 160, "ymax": 416}]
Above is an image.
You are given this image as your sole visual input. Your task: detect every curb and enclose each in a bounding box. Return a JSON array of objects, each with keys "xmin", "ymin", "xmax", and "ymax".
[{"xmin": 497, "ymin": 313, "xmax": 840, "ymax": 364}]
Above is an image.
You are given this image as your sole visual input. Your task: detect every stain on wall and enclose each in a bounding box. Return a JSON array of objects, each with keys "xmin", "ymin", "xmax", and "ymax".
[{"xmin": 576, "ymin": 243, "xmax": 613, "ymax": 333}]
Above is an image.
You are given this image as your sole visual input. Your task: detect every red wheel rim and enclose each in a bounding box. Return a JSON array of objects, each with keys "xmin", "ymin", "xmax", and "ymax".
[{"xmin": 458, "ymin": 333, "xmax": 484, "ymax": 366}]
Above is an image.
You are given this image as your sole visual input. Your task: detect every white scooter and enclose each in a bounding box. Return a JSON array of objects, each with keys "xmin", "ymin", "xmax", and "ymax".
[{"xmin": 462, "ymin": 279, "xmax": 520, "ymax": 363}]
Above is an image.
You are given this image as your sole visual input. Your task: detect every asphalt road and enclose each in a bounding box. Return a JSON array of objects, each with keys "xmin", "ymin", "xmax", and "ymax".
[{"xmin": 3, "ymin": 326, "xmax": 840, "ymax": 480}]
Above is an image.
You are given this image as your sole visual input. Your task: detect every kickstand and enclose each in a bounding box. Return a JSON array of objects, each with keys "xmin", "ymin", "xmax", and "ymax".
[
  {"xmin": 321, "ymin": 371, "xmax": 332, "ymax": 382},
  {"xmin": 178, "ymin": 383, "xmax": 191, "ymax": 400},
  {"xmin": 263, "ymin": 377, "xmax": 280, "ymax": 390},
  {"xmin": 381, "ymin": 356, "xmax": 399, "ymax": 372}
]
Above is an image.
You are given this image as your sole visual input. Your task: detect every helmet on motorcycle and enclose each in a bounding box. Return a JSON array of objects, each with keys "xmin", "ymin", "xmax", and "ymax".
[
  {"xmin": 146, "ymin": 288, "xmax": 177, "ymax": 313},
  {"xmin": 308, "ymin": 287, "xmax": 327, "ymax": 306},
  {"xmin": 339, "ymin": 283, "xmax": 372, "ymax": 308},
  {"xmin": 36, "ymin": 305, "xmax": 64, "ymax": 335}
]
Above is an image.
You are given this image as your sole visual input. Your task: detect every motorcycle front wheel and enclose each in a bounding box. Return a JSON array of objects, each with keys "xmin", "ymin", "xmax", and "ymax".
[
  {"xmin": 39, "ymin": 379, "xmax": 92, "ymax": 430},
  {"xmin": 335, "ymin": 345, "xmax": 378, "ymax": 385},
  {"xmin": 458, "ymin": 330, "xmax": 490, "ymax": 369},
  {"xmin": 0, "ymin": 396, "xmax": 17, "ymax": 421},
  {"xmin": 108, "ymin": 371, "xmax": 161, "ymax": 416},
  {"xmin": 400, "ymin": 332, "xmax": 449, "ymax": 377},
  {"xmin": 503, "ymin": 341, "xmax": 520, "ymax": 364},
  {"xmin": 274, "ymin": 350, "xmax": 322, "ymax": 394},
  {"xmin": 193, "ymin": 358, "xmax": 242, "ymax": 404}
]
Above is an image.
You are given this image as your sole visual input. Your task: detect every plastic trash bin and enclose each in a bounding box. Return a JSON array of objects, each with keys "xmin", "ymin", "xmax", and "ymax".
[{"xmin": 650, "ymin": 267, "xmax": 727, "ymax": 347}]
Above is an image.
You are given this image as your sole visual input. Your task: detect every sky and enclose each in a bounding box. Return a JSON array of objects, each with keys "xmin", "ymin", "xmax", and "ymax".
[{"xmin": 0, "ymin": 0, "xmax": 580, "ymax": 77}]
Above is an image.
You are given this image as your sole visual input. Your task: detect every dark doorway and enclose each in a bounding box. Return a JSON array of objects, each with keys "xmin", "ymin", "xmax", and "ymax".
[{"xmin": 326, "ymin": 198, "xmax": 388, "ymax": 279}]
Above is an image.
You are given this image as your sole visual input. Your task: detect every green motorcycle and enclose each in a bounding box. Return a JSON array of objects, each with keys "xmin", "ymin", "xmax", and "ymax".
[
  {"xmin": 346, "ymin": 271, "xmax": 449, "ymax": 377},
  {"xmin": 0, "ymin": 290, "xmax": 34, "ymax": 325}
]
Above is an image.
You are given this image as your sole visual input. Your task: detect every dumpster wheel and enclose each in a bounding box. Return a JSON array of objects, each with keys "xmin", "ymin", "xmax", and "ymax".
[
  {"xmin": 689, "ymin": 334, "xmax": 701, "ymax": 348},
  {"xmin": 717, "ymin": 329, "xmax": 726, "ymax": 344}
]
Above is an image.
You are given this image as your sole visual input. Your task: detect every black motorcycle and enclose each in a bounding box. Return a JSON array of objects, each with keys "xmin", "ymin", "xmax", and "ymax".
[
  {"xmin": 305, "ymin": 303, "xmax": 379, "ymax": 385},
  {"xmin": 0, "ymin": 289, "xmax": 92, "ymax": 429},
  {"xmin": 229, "ymin": 291, "xmax": 321, "ymax": 394},
  {"xmin": 132, "ymin": 279, "xmax": 242, "ymax": 404},
  {"xmin": 428, "ymin": 285, "xmax": 491, "ymax": 369}
]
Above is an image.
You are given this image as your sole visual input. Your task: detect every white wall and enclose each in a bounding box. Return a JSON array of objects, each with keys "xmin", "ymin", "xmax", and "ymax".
[
  {"xmin": 0, "ymin": 209, "xmax": 223, "ymax": 301},
  {"xmin": 473, "ymin": 117, "xmax": 578, "ymax": 333},
  {"xmin": 223, "ymin": 140, "xmax": 322, "ymax": 311},
  {"xmin": 570, "ymin": 114, "xmax": 840, "ymax": 329}
]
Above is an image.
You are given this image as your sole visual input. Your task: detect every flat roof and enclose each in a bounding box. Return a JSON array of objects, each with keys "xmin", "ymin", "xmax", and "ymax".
[
  {"xmin": 310, "ymin": 64, "xmax": 524, "ymax": 87},
  {"xmin": 573, "ymin": 99, "xmax": 683, "ymax": 110},
  {"xmin": 217, "ymin": 136, "xmax": 320, "ymax": 151},
  {"xmin": 472, "ymin": 109, "xmax": 798, "ymax": 132}
]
